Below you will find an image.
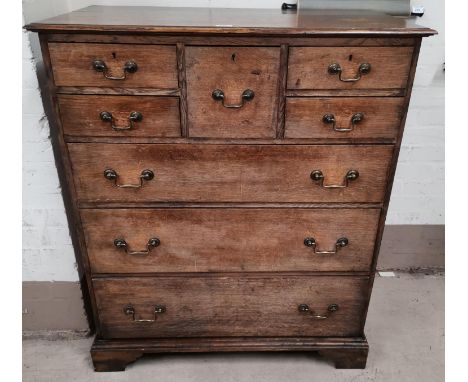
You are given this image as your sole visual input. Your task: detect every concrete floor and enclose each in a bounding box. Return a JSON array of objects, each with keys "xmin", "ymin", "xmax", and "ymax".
[{"xmin": 23, "ymin": 272, "xmax": 444, "ymax": 382}]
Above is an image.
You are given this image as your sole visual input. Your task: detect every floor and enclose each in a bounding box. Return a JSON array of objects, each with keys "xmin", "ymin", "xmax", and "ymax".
[{"xmin": 23, "ymin": 272, "xmax": 444, "ymax": 382}]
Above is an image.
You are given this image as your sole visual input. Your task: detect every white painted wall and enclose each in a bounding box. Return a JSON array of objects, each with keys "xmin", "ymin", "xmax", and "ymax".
[
  {"xmin": 22, "ymin": 0, "xmax": 444, "ymax": 282},
  {"xmin": 23, "ymin": 17, "xmax": 78, "ymax": 281},
  {"xmin": 386, "ymin": 0, "xmax": 445, "ymax": 224}
]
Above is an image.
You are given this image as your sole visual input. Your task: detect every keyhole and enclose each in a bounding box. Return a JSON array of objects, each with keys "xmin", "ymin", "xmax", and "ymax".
[
  {"xmin": 348, "ymin": 54, "xmax": 353, "ymax": 61},
  {"xmin": 112, "ymin": 52, "xmax": 117, "ymax": 59},
  {"xmin": 231, "ymin": 53, "xmax": 236, "ymax": 62}
]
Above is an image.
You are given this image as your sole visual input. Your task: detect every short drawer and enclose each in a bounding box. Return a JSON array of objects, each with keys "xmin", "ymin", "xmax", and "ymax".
[
  {"xmin": 93, "ymin": 275, "xmax": 369, "ymax": 338},
  {"xmin": 285, "ymin": 97, "xmax": 405, "ymax": 139},
  {"xmin": 82, "ymin": 208, "xmax": 380, "ymax": 273},
  {"xmin": 288, "ymin": 47, "xmax": 413, "ymax": 90},
  {"xmin": 49, "ymin": 43, "xmax": 178, "ymax": 88},
  {"xmin": 68, "ymin": 144, "xmax": 393, "ymax": 204},
  {"xmin": 58, "ymin": 95, "xmax": 181, "ymax": 138},
  {"xmin": 186, "ymin": 47, "xmax": 279, "ymax": 138}
]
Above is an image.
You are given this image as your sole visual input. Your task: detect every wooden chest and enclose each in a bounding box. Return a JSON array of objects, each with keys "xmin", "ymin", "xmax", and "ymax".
[{"xmin": 25, "ymin": 6, "xmax": 436, "ymax": 371}]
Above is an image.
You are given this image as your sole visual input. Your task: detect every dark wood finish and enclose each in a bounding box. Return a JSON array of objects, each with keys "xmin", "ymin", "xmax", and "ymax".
[
  {"xmin": 91, "ymin": 336, "xmax": 369, "ymax": 371},
  {"xmin": 93, "ymin": 271, "xmax": 370, "ymax": 278},
  {"xmin": 56, "ymin": 87, "xmax": 180, "ymax": 96},
  {"xmin": 186, "ymin": 47, "xmax": 279, "ymax": 138},
  {"xmin": 276, "ymin": 44, "xmax": 289, "ymax": 139},
  {"xmin": 25, "ymin": 6, "xmax": 436, "ymax": 36},
  {"xmin": 285, "ymin": 97, "xmax": 405, "ymax": 139},
  {"xmin": 91, "ymin": 349, "xmax": 143, "ymax": 372},
  {"xmin": 81, "ymin": 208, "xmax": 380, "ymax": 273},
  {"xmin": 58, "ymin": 95, "xmax": 180, "ymax": 138},
  {"xmin": 79, "ymin": 202, "xmax": 382, "ymax": 209},
  {"xmin": 319, "ymin": 348, "xmax": 368, "ymax": 369},
  {"xmin": 25, "ymin": 6, "xmax": 436, "ymax": 372},
  {"xmin": 65, "ymin": 136, "xmax": 397, "ymax": 145},
  {"xmin": 68, "ymin": 144, "xmax": 393, "ymax": 204},
  {"xmin": 36, "ymin": 35, "xmax": 100, "ymax": 334},
  {"xmin": 362, "ymin": 39, "xmax": 424, "ymax": 326},
  {"xmin": 286, "ymin": 89, "xmax": 405, "ymax": 97},
  {"xmin": 288, "ymin": 47, "xmax": 413, "ymax": 90},
  {"xmin": 93, "ymin": 275, "xmax": 369, "ymax": 338},
  {"xmin": 176, "ymin": 43, "xmax": 188, "ymax": 137},
  {"xmin": 48, "ymin": 43, "xmax": 178, "ymax": 88},
  {"xmin": 45, "ymin": 34, "xmax": 418, "ymax": 46}
]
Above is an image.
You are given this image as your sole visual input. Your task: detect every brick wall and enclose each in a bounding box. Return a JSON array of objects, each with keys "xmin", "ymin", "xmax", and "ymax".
[{"xmin": 22, "ymin": 26, "xmax": 78, "ymax": 281}]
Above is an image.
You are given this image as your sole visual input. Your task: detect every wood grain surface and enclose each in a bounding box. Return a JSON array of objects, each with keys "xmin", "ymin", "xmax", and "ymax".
[
  {"xmin": 93, "ymin": 275, "xmax": 369, "ymax": 338},
  {"xmin": 68, "ymin": 143, "xmax": 393, "ymax": 204},
  {"xmin": 49, "ymin": 43, "xmax": 178, "ymax": 88},
  {"xmin": 25, "ymin": 6, "xmax": 436, "ymax": 36},
  {"xmin": 186, "ymin": 47, "xmax": 279, "ymax": 138},
  {"xmin": 58, "ymin": 95, "xmax": 181, "ymax": 137},
  {"xmin": 45, "ymin": 34, "xmax": 419, "ymax": 46},
  {"xmin": 90, "ymin": 336, "xmax": 369, "ymax": 370},
  {"xmin": 81, "ymin": 208, "xmax": 380, "ymax": 273},
  {"xmin": 288, "ymin": 47, "xmax": 413, "ymax": 90},
  {"xmin": 23, "ymin": 5, "xmax": 437, "ymax": 370},
  {"xmin": 285, "ymin": 97, "xmax": 405, "ymax": 139}
]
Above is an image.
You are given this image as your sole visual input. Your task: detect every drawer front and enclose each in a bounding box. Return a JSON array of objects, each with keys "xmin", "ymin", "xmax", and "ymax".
[
  {"xmin": 82, "ymin": 208, "xmax": 380, "ymax": 273},
  {"xmin": 285, "ymin": 97, "xmax": 404, "ymax": 139},
  {"xmin": 59, "ymin": 95, "xmax": 181, "ymax": 137},
  {"xmin": 93, "ymin": 276, "xmax": 368, "ymax": 338},
  {"xmin": 49, "ymin": 43, "xmax": 178, "ymax": 88},
  {"xmin": 288, "ymin": 47, "xmax": 413, "ymax": 90},
  {"xmin": 186, "ymin": 47, "xmax": 279, "ymax": 138},
  {"xmin": 68, "ymin": 144, "xmax": 393, "ymax": 203}
]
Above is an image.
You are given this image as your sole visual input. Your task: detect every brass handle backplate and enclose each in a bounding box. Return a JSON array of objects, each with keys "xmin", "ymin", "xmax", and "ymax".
[
  {"xmin": 298, "ymin": 303, "xmax": 339, "ymax": 320},
  {"xmin": 304, "ymin": 237, "xmax": 349, "ymax": 255},
  {"xmin": 322, "ymin": 113, "xmax": 364, "ymax": 132},
  {"xmin": 114, "ymin": 237, "xmax": 161, "ymax": 256},
  {"xmin": 328, "ymin": 62, "xmax": 371, "ymax": 82},
  {"xmin": 100, "ymin": 111, "xmax": 143, "ymax": 131},
  {"xmin": 124, "ymin": 304, "xmax": 166, "ymax": 323},
  {"xmin": 310, "ymin": 170, "xmax": 359, "ymax": 188},
  {"xmin": 212, "ymin": 89, "xmax": 255, "ymax": 108},
  {"xmin": 92, "ymin": 59, "xmax": 138, "ymax": 80},
  {"xmin": 104, "ymin": 168, "xmax": 154, "ymax": 188}
]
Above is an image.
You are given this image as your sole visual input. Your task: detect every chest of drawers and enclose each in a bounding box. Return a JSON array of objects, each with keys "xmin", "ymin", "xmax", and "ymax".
[{"xmin": 26, "ymin": 6, "xmax": 436, "ymax": 372}]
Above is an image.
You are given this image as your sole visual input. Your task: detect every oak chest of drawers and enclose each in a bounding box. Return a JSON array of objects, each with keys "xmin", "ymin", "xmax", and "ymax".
[{"xmin": 26, "ymin": 6, "xmax": 436, "ymax": 372}]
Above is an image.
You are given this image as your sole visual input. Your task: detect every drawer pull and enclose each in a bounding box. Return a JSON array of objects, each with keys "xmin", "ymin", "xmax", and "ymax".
[
  {"xmin": 310, "ymin": 170, "xmax": 359, "ymax": 188},
  {"xmin": 100, "ymin": 111, "xmax": 143, "ymax": 131},
  {"xmin": 298, "ymin": 303, "xmax": 339, "ymax": 320},
  {"xmin": 212, "ymin": 89, "xmax": 255, "ymax": 108},
  {"xmin": 124, "ymin": 304, "xmax": 166, "ymax": 323},
  {"xmin": 304, "ymin": 237, "xmax": 349, "ymax": 255},
  {"xmin": 114, "ymin": 237, "xmax": 160, "ymax": 256},
  {"xmin": 104, "ymin": 168, "xmax": 154, "ymax": 189},
  {"xmin": 92, "ymin": 59, "xmax": 138, "ymax": 80},
  {"xmin": 322, "ymin": 113, "xmax": 364, "ymax": 132},
  {"xmin": 328, "ymin": 62, "xmax": 371, "ymax": 82}
]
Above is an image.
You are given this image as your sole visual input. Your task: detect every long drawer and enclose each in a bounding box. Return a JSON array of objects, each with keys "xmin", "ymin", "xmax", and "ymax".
[
  {"xmin": 82, "ymin": 208, "xmax": 380, "ymax": 273},
  {"xmin": 93, "ymin": 275, "xmax": 369, "ymax": 338},
  {"xmin": 68, "ymin": 144, "xmax": 393, "ymax": 204}
]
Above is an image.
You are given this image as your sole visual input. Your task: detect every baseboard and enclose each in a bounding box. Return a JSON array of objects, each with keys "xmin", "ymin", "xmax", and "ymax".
[
  {"xmin": 22, "ymin": 281, "xmax": 89, "ymax": 331},
  {"xmin": 22, "ymin": 329, "xmax": 90, "ymax": 340},
  {"xmin": 22, "ymin": 224, "xmax": 444, "ymax": 331},
  {"xmin": 377, "ymin": 225, "xmax": 444, "ymax": 270}
]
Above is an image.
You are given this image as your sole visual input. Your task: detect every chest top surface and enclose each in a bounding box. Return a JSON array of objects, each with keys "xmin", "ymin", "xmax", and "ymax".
[{"xmin": 25, "ymin": 5, "xmax": 436, "ymax": 36}]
